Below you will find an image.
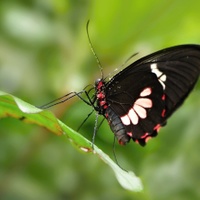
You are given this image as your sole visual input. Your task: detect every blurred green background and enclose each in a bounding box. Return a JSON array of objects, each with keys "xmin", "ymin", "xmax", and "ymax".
[{"xmin": 0, "ymin": 0, "xmax": 200, "ymax": 199}]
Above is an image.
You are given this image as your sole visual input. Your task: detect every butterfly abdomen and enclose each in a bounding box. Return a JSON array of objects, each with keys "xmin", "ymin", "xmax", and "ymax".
[{"xmin": 105, "ymin": 107, "xmax": 130, "ymax": 145}]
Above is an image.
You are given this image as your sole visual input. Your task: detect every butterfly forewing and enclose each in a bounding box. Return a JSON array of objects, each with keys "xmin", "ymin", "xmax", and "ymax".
[
  {"xmin": 145, "ymin": 45, "xmax": 200, "ymax": 117},
  {"xmin": 99, "ymin": 45, "xmax": 200, "ymax": 146}
]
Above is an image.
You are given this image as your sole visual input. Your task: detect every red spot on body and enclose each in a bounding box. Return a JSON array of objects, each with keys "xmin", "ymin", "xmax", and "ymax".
[
  {"xmin": 97, "ymin": 81, "xmax": 103, "ymax": 89},
  {"xmin": 119, "ymin": 140, "xmax": 126, "ymax": 145},
  {"xmin": 103, "ymin": 105, "xmax": 108, "ymax": 109},
  {"xmin": 100, "ymin": 101, "xmax": 106, "ymax": 106},
  {"xmin": 97, "ymin": 93, "xmax": 105, "ymax": 99},
  {"xmin": 162, "ymin": 94, "xmax": 166, "ymax": 101}
]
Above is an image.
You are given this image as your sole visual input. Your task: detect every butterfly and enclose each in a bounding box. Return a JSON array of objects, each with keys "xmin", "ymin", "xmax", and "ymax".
[
  {"xmin": 94, "ymin": 44, "xmax": 200, "ymax": 146},
  {"xmin": 42, "ymin": 44, "xmax": 200, "ymax": 146}
]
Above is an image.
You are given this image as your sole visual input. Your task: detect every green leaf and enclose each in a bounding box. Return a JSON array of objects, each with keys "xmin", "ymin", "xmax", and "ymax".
[{"xmin": 0, "ymin": 91, "xmax": 143, "ymax": 192}]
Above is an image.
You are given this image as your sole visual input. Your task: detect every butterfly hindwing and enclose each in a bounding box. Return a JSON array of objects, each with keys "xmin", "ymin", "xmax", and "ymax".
[{"xmin": 105, "ymin": 66, "xmax": 166, "ymax": 144}]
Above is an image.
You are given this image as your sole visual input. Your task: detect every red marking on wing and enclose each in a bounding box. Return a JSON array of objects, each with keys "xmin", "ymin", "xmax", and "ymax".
[
  {"xmin": 154, "ymin": 124, "xmax": 161, "ymax": 131},
  {"xmin": 141, "ymin": 133, "xmax": 149, "ymax": 139},
  {"xmin": 145, "ymin": 136, "xmax": 152, "ymax": 143},
  {"xmin": 161, "ymin": 109, "xmax": 166, "ymax": 117},
  {"xmin": 162, "ymin": 94, "xmax": 166, "ymax": 100},
  {"xmin": 127, "ymin": 132, "xmax": 133, "ymax": 137}
]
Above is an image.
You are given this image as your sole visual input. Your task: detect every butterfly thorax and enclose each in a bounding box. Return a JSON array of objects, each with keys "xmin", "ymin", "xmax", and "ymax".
[{"xmin": 95, "ymin": 79, "xmax": 108, "ymax": 115}]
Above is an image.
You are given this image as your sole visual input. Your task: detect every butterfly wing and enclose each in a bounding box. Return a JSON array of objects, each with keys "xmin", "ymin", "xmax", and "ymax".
[{"xmin": 105, "ymin": 44, "xmax": 200, "ymax": 145}]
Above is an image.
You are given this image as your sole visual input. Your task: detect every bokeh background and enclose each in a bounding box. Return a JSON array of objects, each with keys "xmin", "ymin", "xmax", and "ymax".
[{"xmin": 0, "ymin": 0, "xmax": 200, "ymax": 199}]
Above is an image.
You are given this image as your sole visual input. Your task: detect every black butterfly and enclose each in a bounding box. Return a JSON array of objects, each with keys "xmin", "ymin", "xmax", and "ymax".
[
  {"xmin": 94, "ymin": 44, "xmax": 200, "ymax": 146},
  {"xmin": 42, "ymin": 44, "xmax": 200, "ymax": 146}
]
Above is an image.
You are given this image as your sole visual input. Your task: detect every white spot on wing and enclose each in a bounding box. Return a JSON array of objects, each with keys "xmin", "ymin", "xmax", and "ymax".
[
  {"xmin": 150, "ymin": 63, "xmax": 167, "ymax": 89},
  {"xmin": 160, "ymin": 74, "xmax": 167, "ymax": 82},
  {"xmin": 151, "ymin": 63, "xmax": 162, "ymax": 77},
  {"xmin": 159, "ymin": 79, "xmax": 165, "ymax": 89}
]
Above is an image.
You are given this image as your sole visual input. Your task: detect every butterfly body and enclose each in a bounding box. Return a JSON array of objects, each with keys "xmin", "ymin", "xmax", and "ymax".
[{"xmin": 95, "ymin": 45, "xmax": 200, "ymax": 146}]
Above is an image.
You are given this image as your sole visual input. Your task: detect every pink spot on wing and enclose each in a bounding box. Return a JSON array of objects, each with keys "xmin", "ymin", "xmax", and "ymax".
[
  {"xmin": 128, "ymin": 108, "xmax": 139, "ymax": 125},
  {"xmin": 121, "ymin": 115, "xmax": 131, "ymax": 125},
  {"xmin": 133, "ymin": 104, "xmax": 147, "ymax": 118},
  {"xmin": 140, "ymin": 87, "xmax": 152, "ymax": 97},
  {"xmin": 135, "ymin": 98, "xmax": 152, "ymax": 108},
  {"xmin": 127, "ymin": 132, "xmax": 133, "ymax": 137},
  {"xmin": 120, "ymin": 93, "xmax": 153, "ymax": 126}
]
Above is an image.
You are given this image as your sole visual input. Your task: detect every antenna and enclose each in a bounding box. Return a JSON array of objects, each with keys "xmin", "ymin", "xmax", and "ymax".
[{"xmin": 86, "ymin": 20, "xmax": 104, "ymax": 78}]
